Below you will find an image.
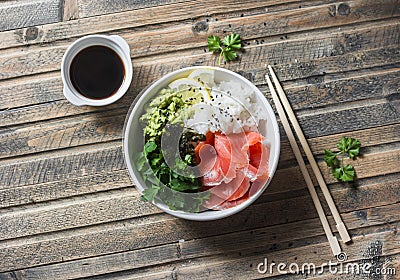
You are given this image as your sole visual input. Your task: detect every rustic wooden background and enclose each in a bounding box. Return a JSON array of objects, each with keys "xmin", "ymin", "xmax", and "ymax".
[{"xmin": 0, "ymin": 0, "xmax": 399, "ymax": 279}]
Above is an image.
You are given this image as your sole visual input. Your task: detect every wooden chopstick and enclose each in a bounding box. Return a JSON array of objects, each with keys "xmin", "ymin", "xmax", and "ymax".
[
  {"xmin": 267, "ymin": 65, "xmax": 351, "ymax": 243},
  {"xmin": 265, "ymin": 68, "xmax": 341, "ymax": 256}
]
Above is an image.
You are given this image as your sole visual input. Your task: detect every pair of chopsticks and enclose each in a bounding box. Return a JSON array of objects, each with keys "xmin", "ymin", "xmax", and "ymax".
[{"xmin": 265, "ymin": 65, "xmax": 351, "ymax": 257}]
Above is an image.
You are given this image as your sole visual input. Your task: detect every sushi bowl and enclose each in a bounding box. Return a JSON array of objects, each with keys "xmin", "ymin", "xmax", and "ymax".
[{"xmin": 123, "ymin": 66, "xmax": 280, "ymax": 221}]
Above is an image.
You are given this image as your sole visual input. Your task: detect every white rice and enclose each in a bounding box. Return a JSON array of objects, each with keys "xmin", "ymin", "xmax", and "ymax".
[{"xmin": 185, "ymin": 79, "xmax": 267, "ymax": 135}]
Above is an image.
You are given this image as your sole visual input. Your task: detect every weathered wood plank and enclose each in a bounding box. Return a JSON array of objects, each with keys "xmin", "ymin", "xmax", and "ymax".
[
  {"xmin": 62, "ymin": 0, "xmax": 78, "ymax": 21},
  {"xmin": 0, "ymin": 91, "xmax": 134, "ymax": 127},
  {"xmin": 1, "ymin": 203, "xmax": 398, "ymax": 279},
  {"xmin": 127, "ymin": 32, "xmax": 400, "ymax": 93},
  {"xmin": 0, "ymin": 1, "xmax": 397, "ymax": 279},
  {"xmin": 0, "ymin": 182, "xmax": 398, "ymax": 273},
  {"xmin": 77, "ymin": 0, "xmax": 186, "ymax": 18},
  {"xmin": 0, "ymin": 72, "xmax": 63, "ymax": 111},
  {"xmin": 128, "ymin": 37, "xmax": 400, "ymax": 98},
  {"xmin": 0, "ymin": 0, "xmax": 62, "ymax": 32},
  {"xmin": 0, "ymin": 0, "xmax": 397, "ymax": 53},
  {"xmin": 118, "ymin": 1, "xmax": 400, "ymax": 58},
  {"xmin": 0, "ymin": 188, "xmax": 154, "ymax": 241},
  {"xmin": 0, "ymin": 123, "xmax": 398, "ymax": 209},
  {"xmin": 0, "ymin": 18, "xmax": 397, "ymax": 117},
  {"xmin": 0, "ymin": 7, "xmax": 398, "ymax": 81},
  {"xmin": 268, "ymin": 253, "xmax": 398, "ymax": 280},
  {"xmin": 0, "ymin": 95, "xmax": 397, "ymax": 160},
  {"xmin": 0, "ymin": 126, "xmax": 399, "ymax": 190},
  {"xmin": 296, "ymin": 100, "xmax": 399, "ymax": 138},
  {"xmin": 1, "ymin": 66, "xmax": 398, "ymax": 128},
  {"xmin": 0, "ymin": 172, "xmax": 398, "ymax": 241},
  {"xmin": 0, "ymin": 0, "xmax": 277, "ymax": 50},
  {"xmin": 280, "ymin": 68, "xmax": 400, "ymax": 111},
  {"xmin": 0, "ymin": 141, "xmax": 124, "ymax": 188},
  {"xmin": 0, "ymin": 109, "xmax": 125, "ymax": 159},
  {"xmin": 131, "ymin": 230, "xmax": 399, "ymax": 280},
  {"xmin": 279, "ymin": 123, "xmax": 400, "ymax": 165},
  {"xmin": 0, "ymin": 169, "xmax": 131, "ymax": 208}
]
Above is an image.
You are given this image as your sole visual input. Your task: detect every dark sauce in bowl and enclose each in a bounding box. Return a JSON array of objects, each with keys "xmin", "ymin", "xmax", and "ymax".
[{"xmin": 70, "ymin": 45, "xmax": 125, "ymax": 99}]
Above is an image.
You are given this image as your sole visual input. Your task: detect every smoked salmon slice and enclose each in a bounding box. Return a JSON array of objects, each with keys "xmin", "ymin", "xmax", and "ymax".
[
  {"xmin": 196, "ymin": 143, "xmax": 224, "ymax": 186},
  {"xmin": 214, "ymin": 132, "xmax": 249, "ymax": 181},
  {"xmin": 194, "ymin": 130, "xmax": 270, "ymax": 210},
  {"xmin": 209, "ymin": 193, "xmax": 250, "ymax": 210}
]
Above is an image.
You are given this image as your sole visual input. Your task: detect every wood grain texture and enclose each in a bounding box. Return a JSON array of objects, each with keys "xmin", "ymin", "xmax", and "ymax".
[
  {"xmin": 0, "ymin": 0, "xmax": 62, "ymax": 32},
  {"xmin": 0, "ymin": 97, "xmax": 397, "ymax": 159},
  {"xmin": 0, "ymin": 169, "xmax": 132, "ymax": 208},
  {"xmin": 125, "ymin": 230, "xmax": 399, "ymax": 280},
  {"xmin": 0, "ymin": 124, "xmax": 397, "ymax": 209},
  {"xmin": 117, "ymin": 0, "xmax": 400, "ymax": 58},
  {"xmin": 0, "ymin": 109, "xmax": 126, "ymax": 158},
  {"xmin": 1, "ymin": 203, "xmax": 397, "ymax": 279},
  {"xmin": 0, "ymin": 205, "xmax": 398, "ymax": 271},
  {"xmin": 77, "ymin": 0, "xmax": 186, "ymax": 18},
  {"xmin": 62, "ymin": 0, "xmax": 78, "ymax": 21},
  {"xmin": 0, "ymin": 0, "xmax": 399, "ymax": 278},
  {"xmin": 0, "ymin": 123, "xmax": 398, "ymax": 189},
  {"xmin": 0, "ymin": 3, "xmax": 399, "ymax": 81},
  {"xmin": 0, "ymin": 186, "xmax": 398, "ymax": 272},
  {"xmin": 0, "ymin": 172, "xmax": 398, "ymax": 241},
  {"xmin": 0, "ymin": 0, "xmax": 277, "ymax": 50},
  {"xmin": 0, "ymin": 141, "xmax": 124, "ymax": 188},
  {"xmin": 0, "ymin": 64, "xmax": 398, "ymax": 129}
]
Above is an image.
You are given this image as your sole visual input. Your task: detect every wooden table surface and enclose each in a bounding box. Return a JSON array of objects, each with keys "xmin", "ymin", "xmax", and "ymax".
[{"xmin": 0, "ymin": 0, "xmax": 399, "ymax": 279}]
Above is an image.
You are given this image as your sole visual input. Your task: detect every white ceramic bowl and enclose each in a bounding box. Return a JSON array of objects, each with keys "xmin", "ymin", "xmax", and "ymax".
[
  {"xmin": 61, "ymin": 35, "xmax": 132, "ymax": 106},
  {"xmin": 123, "ymin": 66, "xmax": 280, "ymax": 221}
]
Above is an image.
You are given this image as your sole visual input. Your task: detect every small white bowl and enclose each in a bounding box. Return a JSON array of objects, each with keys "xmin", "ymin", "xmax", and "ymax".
[
  {"xmin": 61, "ymin": 35, "xmax": 132, "ymax": 106},
  {"xmin": 123, "ymin": 66, "xmax": 280, "ymax": 221}
]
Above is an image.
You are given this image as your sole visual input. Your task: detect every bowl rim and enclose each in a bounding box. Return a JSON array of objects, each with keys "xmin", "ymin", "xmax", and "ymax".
[{"xmin": 123, "ymin": 66, "xmax": 280, "ymax": 221}]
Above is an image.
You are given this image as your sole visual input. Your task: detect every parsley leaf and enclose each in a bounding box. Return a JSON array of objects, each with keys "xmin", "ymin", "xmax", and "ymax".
[
  {"xmin": 341, "ymin": 164, "xmax": 355, "ymax": 181},
  {"xmin": 144, "ymin": 141, "xmax": 157, "ymax": 155},
  {"xmin": 337, "ymin": 137, "xmax": 361, "ymax": 159},
  {"xmin": 208, "ymin": 35, "xmax": 222, "ymax": 52},
  {"xmin": 332, "ymin": 165, "xmax": 355, "ymax": 182},
  {"xmin": 207, "ymin": 33, "xmax": 242, "ymax": 65},
  {"xmin": 222, "ymin": 33, "xmax": 241, "ymax": 50},
  {"xmin": 324, "ymin": 149, "xmax": 339, "ymax": 167},
  {"xmin": 324, "ymin": 137, "xmax": 361, "ymax": 182}
]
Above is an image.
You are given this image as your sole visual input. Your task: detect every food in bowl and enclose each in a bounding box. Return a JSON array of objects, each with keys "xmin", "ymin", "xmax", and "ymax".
[{"xmin": 123, "ymin": 66, "xmax": 280, "ymax": 220}]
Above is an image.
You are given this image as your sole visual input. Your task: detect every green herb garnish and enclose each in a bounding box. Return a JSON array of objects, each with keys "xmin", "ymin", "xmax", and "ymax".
[
  {"xmin": 137, "ymin": 88, "xmax": 210, "ymax": 212},
  {"xmin": 324, "ymin": 136, "xmax": 361, "ymax": 182},
  {"xmin": 208, "ymin": 33, "xmax": 242, "ymax": 65}
]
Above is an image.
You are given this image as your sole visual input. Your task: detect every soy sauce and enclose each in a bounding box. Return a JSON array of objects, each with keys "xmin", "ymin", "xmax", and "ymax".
[{"xmin": 70, "ymin": 45, "xmax": 125, "ymax": 99}]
